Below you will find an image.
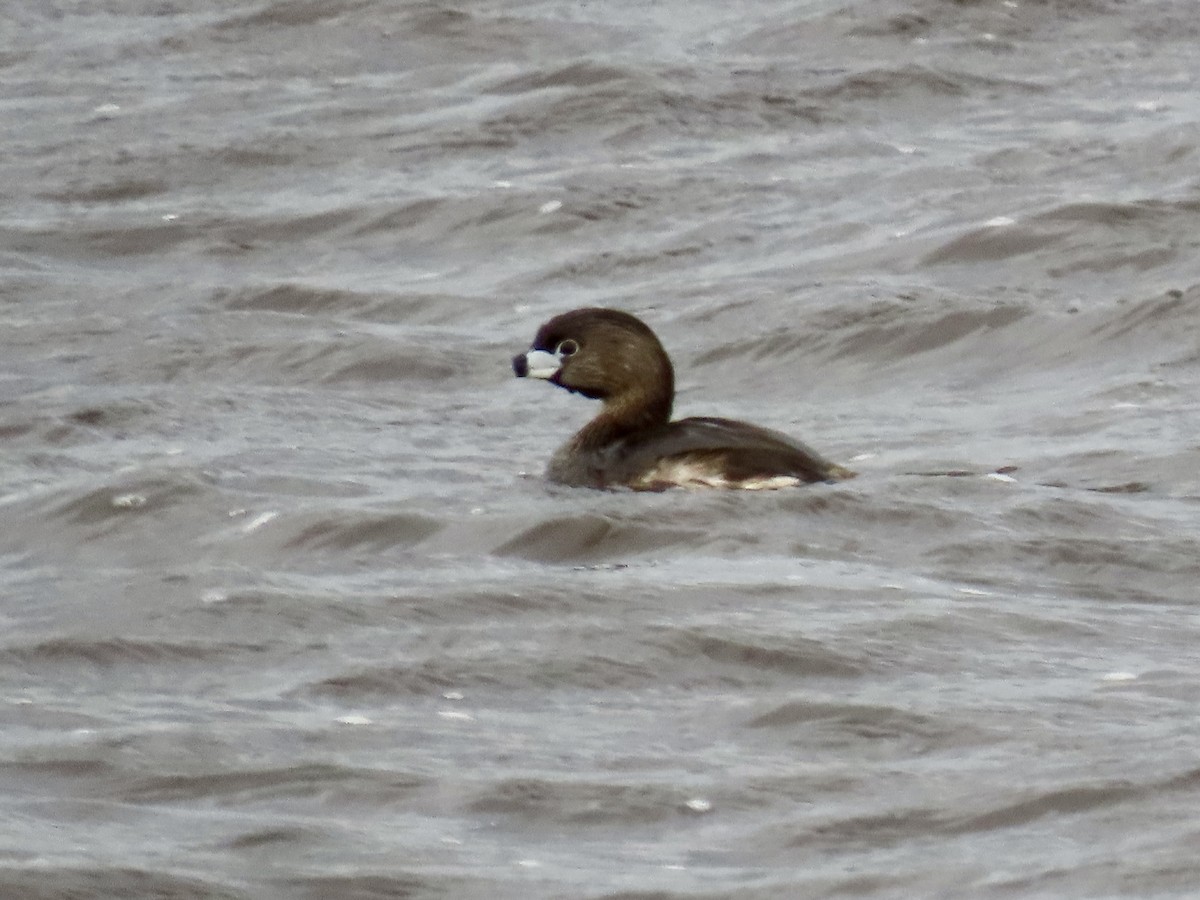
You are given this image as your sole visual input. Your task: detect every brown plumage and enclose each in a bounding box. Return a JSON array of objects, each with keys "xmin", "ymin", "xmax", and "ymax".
[{"xmin": 512, "ymin": 308, "xmax": 855, "ymax": 490}]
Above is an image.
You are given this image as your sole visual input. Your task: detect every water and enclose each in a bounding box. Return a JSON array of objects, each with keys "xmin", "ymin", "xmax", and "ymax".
[{"xmin": 3, "ymin": 0, "xmax": 1200, "ymax": 896}]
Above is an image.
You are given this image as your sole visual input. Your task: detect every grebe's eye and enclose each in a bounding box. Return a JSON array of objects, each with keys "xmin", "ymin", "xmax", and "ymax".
[{"xmin": 556, "ymin": 339, "xmax": 579, "ymax": 357}]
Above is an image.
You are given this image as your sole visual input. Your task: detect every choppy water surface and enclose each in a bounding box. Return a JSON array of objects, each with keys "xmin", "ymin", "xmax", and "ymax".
[{"xmin": 3, "ymin": 1, "xmax": 1200, "ymax": 897}]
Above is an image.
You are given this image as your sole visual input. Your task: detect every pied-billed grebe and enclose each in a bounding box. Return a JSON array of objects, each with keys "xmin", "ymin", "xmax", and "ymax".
[{"xmin": 512, "ymin": 307, "xmax": 855, "ymax": 490}]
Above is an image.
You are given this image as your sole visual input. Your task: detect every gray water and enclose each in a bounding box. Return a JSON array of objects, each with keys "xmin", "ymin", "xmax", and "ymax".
[{"xmin": 3, "ymin": 1, "xmax": 1200, "ymax": 897}]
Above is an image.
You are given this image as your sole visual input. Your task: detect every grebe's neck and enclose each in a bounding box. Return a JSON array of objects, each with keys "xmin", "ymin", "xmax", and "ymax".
[{"xmin": 573, "ymin": 382, "xmax": 673, "ymax": 449}]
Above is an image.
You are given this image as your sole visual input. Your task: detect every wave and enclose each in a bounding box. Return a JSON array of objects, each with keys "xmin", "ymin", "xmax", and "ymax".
[
  {"xmin": 493, "ymin": 514, "xmax": 706, "ymax": 563},
  {"xmin": 921, "ymin": 197, "xmax": 1200, "ymax": 280},
  {"xmin": 468, "ymin": 777, "xmax": 692, "ymax": 826},
  {"xmin": 280, "ymin": 510, "xmax": 443, "ymax": 554},
  {"xmin": 0, "ymin": 868, "xmax": 244, "ymax": 900},
  {"xmin": 0, "ymin": 637, "xmax": 242, "ymax": 669},
  {"xmin": 123, "ymin": 762, "xmax": 425, "ymax": 806}
]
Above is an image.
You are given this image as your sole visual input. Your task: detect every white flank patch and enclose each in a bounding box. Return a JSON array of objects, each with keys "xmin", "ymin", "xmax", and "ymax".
[
  {"xmin": 637, "ymin": 457, "xmax": 804, "ymax": 490},
  {"xmin": 736, "ymin": 475, "xmax": 804, "ymax": 490}
]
